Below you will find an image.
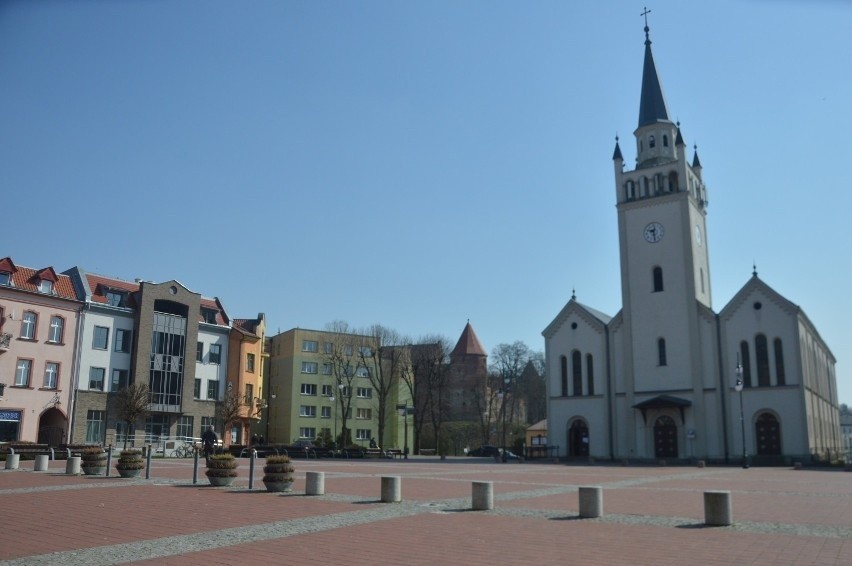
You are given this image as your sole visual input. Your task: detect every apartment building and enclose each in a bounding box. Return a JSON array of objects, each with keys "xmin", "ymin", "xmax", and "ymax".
[
  {"xmin": 0, "ymin": 257, "xmax": 82, "ymax": 444},
  {"xmin": 64, "ymin": 268, "xmax": 231, "ymax": 446},
  {"xmin": 264, "ymin": 328, "xmax": 411, "ymax": 450},
  {"xmin": 227, "ymin": 313, "xmax": 267, "ymax": 446}
]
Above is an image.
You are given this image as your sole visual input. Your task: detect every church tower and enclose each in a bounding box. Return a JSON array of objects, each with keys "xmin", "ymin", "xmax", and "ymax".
[{"xmin": 613, "ymin": 20, "xmax": 711, "ymax": 395}]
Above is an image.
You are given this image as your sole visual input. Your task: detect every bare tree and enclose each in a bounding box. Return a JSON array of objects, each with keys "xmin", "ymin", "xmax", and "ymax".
[
  {"xmin": 472, "ymin": 371, "xmax": 502, "ymax": 446},
  {"xmin": 323, "ymin": 320, "xmax": 363, "ymax": 448},
  {"xmin": 114, "ymin": 382, "xmax": 150, "ymax": 449},
  {"xmin": 405, "ymin": 336, "xmax": 452, "ymax": 454},
  {"xmin": 216, "ymin": 386, "xmax": 247, "ymax": 444},
  {"xmin": 359, "ymin": 324, "xmax": 409, "ymax": 448},
  {"xmin": 490, "ymin": 342, "xmax": 531, "ymax": 431}
]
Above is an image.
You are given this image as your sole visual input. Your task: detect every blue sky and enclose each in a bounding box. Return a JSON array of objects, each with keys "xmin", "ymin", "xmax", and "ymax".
[{"xmin": 3, "ymin": 1, "xmax": 851, "ymax": 402}]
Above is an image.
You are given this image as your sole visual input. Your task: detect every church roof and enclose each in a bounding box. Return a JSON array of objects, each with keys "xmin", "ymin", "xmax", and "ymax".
[
  {"xmin": 451, "ymin": 321, "xmax": 487, "ymax": 357},
  {"xmin": 612, "ymin": 139, "xmax": 623, "ymax": 161},
  {"xmin": 638, "ymin": 25, "xmax": 671, "ymax": 128},
  {"xmin": 542, "ymin": 296, "xmax": 612, "ymax": 338}
]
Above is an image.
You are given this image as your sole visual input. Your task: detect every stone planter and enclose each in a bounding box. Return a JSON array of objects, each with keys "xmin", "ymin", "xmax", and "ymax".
[
  {"xmin": 206, "ymin": 453, "xmax": 239, "ymax": 487},
  {"xmin": 207, "ymin": 475, "xmax": 236, "ymax": 487},
  {"xmin": 115, "ymin": 450, "xmax": 144, "ymax": 479},
  {"xmin": 117, "ymin": 467, "xmax": 142, "ymax": 478},
  {"xmin": 262, "ymin": 478, "xmax": 294, "ymax": 492},
  {"xmin": 262, "ymin": 456, "xmax": 295, "ymax": 492},
  {"xmin": 81, "ymin": 449, "xmax": 107, "ymax": 476}
]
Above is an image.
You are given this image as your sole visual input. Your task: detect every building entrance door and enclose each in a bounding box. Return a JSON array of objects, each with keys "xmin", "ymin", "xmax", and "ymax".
[
  {"xmin": 654, "ymin": 416, "xmax": 678, "ymax": 458},
  {"xmin": 755, "ymin": 413, "xmax": 781, "ymax": 455},
  {"xmin": 569, "ymin": 420, "xmax": 589, "ymax": 457}
]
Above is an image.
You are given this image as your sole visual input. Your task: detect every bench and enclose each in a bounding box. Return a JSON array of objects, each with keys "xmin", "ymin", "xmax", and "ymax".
[
  {"xmin": 419, "ymin": 449, "xmax": 436, "ymax": 456},
  {"xmin": 365, "ymin": 448, "xmax": 390, "ymax": 459},
  {"xmin": 385, "ymin": 449, "xmax": 404, "ymax": 459},
  {"xmin": 341, "ymin": 448, "xmax": 365, "ymax": 458},
  {"xmin": 1, "ymin": 443, "xmax": 51, "ymax": 459}
]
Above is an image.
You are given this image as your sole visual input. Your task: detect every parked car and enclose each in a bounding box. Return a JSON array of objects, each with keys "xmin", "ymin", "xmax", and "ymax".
[{"xmin": 467, "ymin": 445, "xmax": 500, "ymax": 457}]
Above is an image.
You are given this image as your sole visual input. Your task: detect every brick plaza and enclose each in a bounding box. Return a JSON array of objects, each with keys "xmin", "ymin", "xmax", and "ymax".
[{"xmin": 2, "ymin": 456, "xmax": 851, "ymax": 565}]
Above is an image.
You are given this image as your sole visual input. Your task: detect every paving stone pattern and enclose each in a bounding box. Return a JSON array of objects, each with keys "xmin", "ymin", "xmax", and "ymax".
[{"xmin": 1, "ymin": 457, "xmax": 851, "ymax": 565}]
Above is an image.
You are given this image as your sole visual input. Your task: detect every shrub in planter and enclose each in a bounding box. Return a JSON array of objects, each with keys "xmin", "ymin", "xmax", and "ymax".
[
  {"xmin": 116, "ymin": 449, "xmax": 145, "ymax": 478},
  {"xmin": 262, "ymin": 455, "xmax": 295, "ymax": 492},
  {"xmin": 81, "ymin": 447, "xmax": 107, "ymax": 476},
  {"xmin": 205, "ymin": 453, "xmax": 239, "ymax": 486}
]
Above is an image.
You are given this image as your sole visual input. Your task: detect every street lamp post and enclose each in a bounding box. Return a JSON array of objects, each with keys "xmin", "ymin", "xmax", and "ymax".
[
  {"xmin": 397, "ymin": 403, "xmax": 409, "ymax": 460},
  {"xmin": 735, "ymin": 354, "xmax": 749, "ymax": 469},
  {"xmin": 500, "ymin": 377, "xmax": 510, "ymax": 461}
]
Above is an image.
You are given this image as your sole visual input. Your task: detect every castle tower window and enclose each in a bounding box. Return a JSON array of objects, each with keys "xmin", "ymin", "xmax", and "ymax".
[
  {"xmin": 649, "ymin": 135, "xmax": 656, "ymax": 148},
  {"xmin": 663, "ymin": 134, "xmax": 669, "ymax": 147},
  {"xmin": 653, "ymin": 266, "xmax": 664, "ymax": 292},
  {"xmin": 658, "ymin": 338, "xmax": 667, "ymax": 366}
]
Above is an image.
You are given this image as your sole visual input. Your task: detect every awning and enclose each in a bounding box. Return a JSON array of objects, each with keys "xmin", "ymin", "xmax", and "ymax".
[{"xmin": 632, "ymin": 395, "xmax": 692, "ymax": 424}]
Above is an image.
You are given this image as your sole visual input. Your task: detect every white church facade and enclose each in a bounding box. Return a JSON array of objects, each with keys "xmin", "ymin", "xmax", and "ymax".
[{"xmin": 543, "ymin": 24, "xmax": 841, "ymax": 465}]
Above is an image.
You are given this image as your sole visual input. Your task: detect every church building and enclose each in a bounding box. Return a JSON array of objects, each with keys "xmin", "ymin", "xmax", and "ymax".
[{"xmin": 543, "ymin": 23, "xmax": 841, "ymax": 464}]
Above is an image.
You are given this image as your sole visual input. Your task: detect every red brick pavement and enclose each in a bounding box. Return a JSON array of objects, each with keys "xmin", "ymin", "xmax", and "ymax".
[{"xmin": 2, "ymin": 457, "xmax": 851, "ymax": 565}]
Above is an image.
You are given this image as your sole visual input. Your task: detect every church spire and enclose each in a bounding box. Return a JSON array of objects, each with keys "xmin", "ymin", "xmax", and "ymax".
[{"xmin": 637, "ymin": 11, "xmax": 670, "ymax": 128}]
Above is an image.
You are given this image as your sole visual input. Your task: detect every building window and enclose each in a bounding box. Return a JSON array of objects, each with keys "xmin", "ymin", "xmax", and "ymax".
[
  {"xmin": 176, "ymin": 416, "xmax": 193, "ymax": 440},
  {"xmin": 245, "ymin": 384, "xmax": 253, "ymax": 405},
  {"xmin": 649, "ymin": 134, "xmax": 656, "ymax": 148},
  {"xmin": 48, "ymin": 316, "xmax": 64, "ymax": 343},
  {"xmin": 663, "ymin": 134, "xmax": 669, "ymax": 147},
  {"xmin": 322, "ymin": 363, "xmax": 333, "ymax": 375},
  {"xmin": 21, "ymin": 311, "xmax": 37, "ymax": 340},
  {"xmin": 196, "ymin": 342, "xmax": 203, "ymax": 362},
  {"xmin": 740, "ymin": 341, "xmax": 752, "ymax": 387},
  {"xmin": 115, "ymin": 328, "xmax": 131, "ymax": 353},
  {"xmin": 341, "ymin": 386, "xmax": 351, "ymax": 397},
  {"xmin": 357, "ymin": 408, "xmax": 372, "ymax": 420},
  {"xmin": 86, "ymin": 410, "xmax": 105, "ymax": 443},
  {"xmin": 43, "ymin": 362, "xmax": 59, "ymax": 389},
  {"xmin": 560, "ymin": 355, "xmax": 568, "ymax": 397},
  {"xmin": 93, "ymin": 326, "xmax": 109, "ymax": 350},
  {"xmin": 302, "ymin": 340, "xmax": 318, "ymax": 352},
  {"xmin": 658, "ymin": 338, "xmax": 667, "ymax": 366},
  {"xmin": 321, "ymin": 406, "xmax": 332, "ymax": 418},
  {"xmin": 111, "ymin": 369, "xmax": 129, "ymax": 391},
  {"xmin": 0, "ymin": 271, "xmax": 10, "ymax": 286},
  {"xmin": 299, "ymin": 427, "xmax": 316, "ymax": 439},
  {"xmin": 356, "ymin": 367, "xmax": 370, "ymax": 378},
  {"xmin": 209, "ymin": 344, "xmax": 221, "ymax": 364},
  {"xmin": 324, "ymin": 342, "xmax": 333, "ymax": 354},
  {"xmin": 321, "ymin": 384, "xmax": 334, "ymax": 396},
  {"xmin": 38, "ymin": 279, "xmax": 54, "ymax": 294},
  {"xmin": 357, "ymin": 387, "xmax": 372, "ymax": 399},
  {"xmin": 299, "ymin": 405, "xmax": 317, "ymax": 417},
  {"xmin": 15, "ymin": 359, "xmax": 32, "ymax": 386},
  {"xmin": 774, "ymin": 338, "xmax": 786, "ymax": 386},
  {"xmin": 344, "ymin": 345, "xmax": 353, "ymax": 356},
  {"xmin": 89, "ymin": 367, "xmax": 105, "ymax": 391},
  {"xmin": 355, "ymin": 429, "xmax": 371, "ymax": 441},
  {"xmin": 756, "ymin": 334, "xmax": 770, "ymax": 387},
  {"xmin": 300, "ymin": 383, "xmax": 317, "ymax": 396},
  {"xmin": 105, "ymin": 290, "xmax": 125, "ymax": 307},
  {"xmin": 194, "ymin": 378, "xmax": 201, "ymax": 399},
  {"xmin": 572, "ymin": 351, "xmax": 582, "ymax": 396},
  {"xmin": 246, "ymin": 353, "xmax": 255, "ymax": 373},
  {"xmin": 586, "ymin": 354, "xmax": 595, "ymax": 396},
  {"xmin": 201, "ymin": 308, "xmax": 218, "ymax": 324},
  {"xmin": 652, "ymin": 267, "xmax": 664, "ymax": 292},
  {"xmin": 207, "ymin": 380, "xmax": 219, "ymax": 401},
  {"xmin": 301, "ymin": 362, "xmax": 318, "ymax": 374},
  {"xmin": 359, "ymin": 346, "xmax": 372, "ymax": 357}
]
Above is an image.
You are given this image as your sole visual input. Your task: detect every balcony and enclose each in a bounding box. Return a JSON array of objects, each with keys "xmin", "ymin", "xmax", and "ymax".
[{"xmin": 0, "ymin": 332, "xmax": 11, "ymax": 351}]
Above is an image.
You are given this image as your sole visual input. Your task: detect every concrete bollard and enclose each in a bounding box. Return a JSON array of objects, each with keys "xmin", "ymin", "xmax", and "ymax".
[
  {"xmin": 704, "ymin": 490, "xmax": 732, "ymax": 526},
  {"xmin": 578, "ymin": 486, "xmax": 603, "ymax": 518},
  {"xmin": 34, "ymin": 454, "xmax": 50, "ymax": 471},
  {"xmin": 697, "ymin": 460, "xmax": 706, "ymax": 468},
  {"xmin": 5, "ymin": 453, "xmax": 20, "ymax": 470},
  {"xmin": 381, "ymin": 476, "xmax": 401, "ymax": 503},
  {"xmin": 306, "ymin": 471, "xmax": 325, "ymax": 495},
  {"xmin": 66, "ymin": 456, "xmax": 81, "ymax": 475},
  {"xmin": 472, "ymin": 481, "xmax": 494, "ymax": 510},
  {"xmin": 794, "ymin": 462, "xmax": 803, "ymax": 470}
]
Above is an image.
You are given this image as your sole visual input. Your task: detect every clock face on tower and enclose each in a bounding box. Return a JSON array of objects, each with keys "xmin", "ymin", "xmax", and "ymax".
[{"xmin": 643, "ymin": 222, "xmax": 664, "ymax": 243}]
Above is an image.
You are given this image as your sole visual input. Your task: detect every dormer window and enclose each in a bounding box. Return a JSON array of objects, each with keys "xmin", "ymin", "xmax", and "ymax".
[
  {"xmin": 38, "ymin": 279, "xmax": 54, "ymax": 294},
  {"xmin": 0, "ymin": 272, "xmax": 10, "ymax": 286},
  {"xmin": 201, "ymin": 308, "xmax": 218, "ymax": 324},
  {"xmin": 105, "ymin": 290, "xmax": 126, "ymax": 307}
]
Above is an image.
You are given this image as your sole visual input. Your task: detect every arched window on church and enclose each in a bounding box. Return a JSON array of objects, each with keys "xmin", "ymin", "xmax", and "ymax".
[
  {"xmin": 774, "ymin": 338, "xmax": 786, "ymax": 385},
  {"xmin": 668, "ymin": 171, "xmax": 678, "ymax": 192},
  {"xmin": 653, "ymin": 266, "xmax": 664, "ymax": 292},
  {"xmin": 756, "ymin": 334, "xmax": 770, "ymax": 387},
  {"xmin": 663, "ymin": 134, "xmax": 669, "ymax": 147},
  {"xmin": 658, "ymin": 338, "xmax": 667, "ymax": 366},
  {"xmin": 740, "ymin": 341, "xmax": 752, "ymax": 387},
  {"xmin": 626, "ymin": 180, "xmax": 636, "ymax": 201},
  {"xmin": 700, "ymin": 268, "xmax": 705, "ymax": 294},
  {"xmin": 649, "ymin": 135, "xmax": 656, "ymax": 148},
  {"xmin": 586, "ymin": 354, "xmax": 595, "ymax": 396},
  {"xmin": 560, "ymin": 355, "xmax": 568, "ymax": 397},
  {"xmin": 642, "ymin": 177, "xmax": 650, "ymax": 197},
  {"xmin": 572, "ymin": 350, "xmax": 582, "ymax": 396}
]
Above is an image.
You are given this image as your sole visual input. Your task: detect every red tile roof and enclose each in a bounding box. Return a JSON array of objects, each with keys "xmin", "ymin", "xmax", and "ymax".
[
  {"xmin": 0, "ymin": 257, "xmax": 77, "ymax": 300},
  {"xmin": 451, "ymin": 322, "xmax": 487, "ymax": 357}
]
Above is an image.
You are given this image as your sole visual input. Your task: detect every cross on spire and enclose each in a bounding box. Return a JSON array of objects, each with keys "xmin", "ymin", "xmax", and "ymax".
[{"xmin": 641, "ymin": 7, "xmax": 652, "ymax": 41}]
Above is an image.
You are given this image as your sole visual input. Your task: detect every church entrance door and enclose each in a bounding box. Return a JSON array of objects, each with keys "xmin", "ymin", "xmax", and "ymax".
[
  {"xmin": 653, "ymin": 416, "xmax": 678, "ymax": 458},
  {"xmin": 568, "ymin": 420, "xmax": 589, "ymax": 457},
  {"xmin": 755, "ymin": 413, "xmax": 781, "ymax": 455}
]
